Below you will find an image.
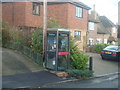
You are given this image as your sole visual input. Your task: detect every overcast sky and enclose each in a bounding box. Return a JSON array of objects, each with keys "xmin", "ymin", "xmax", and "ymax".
[{"xmin": 79, "ymin": 0, "xmax": 119, "ymax": 24}]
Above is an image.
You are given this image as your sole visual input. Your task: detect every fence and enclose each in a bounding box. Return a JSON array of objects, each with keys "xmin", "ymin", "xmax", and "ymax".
[{"xmin": 3, "ymin": 41, "xmax": 43, "ymax": 67}]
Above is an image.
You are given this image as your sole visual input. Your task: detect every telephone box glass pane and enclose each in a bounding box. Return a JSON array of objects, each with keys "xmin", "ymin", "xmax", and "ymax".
[
  {"xmin": 46, "ymin": 32, "xmax": 56, "ymax": 70},
  {"xmin": 58, "ymin": 55, "xmax": 68, "ymax": 70},
  {"xmin": 58, "ymin": 33, "xmax": 69, "ymax": 52},
  {"xmin": 58, "ymin": 33, "xmax": 69, "ymax": 70}
]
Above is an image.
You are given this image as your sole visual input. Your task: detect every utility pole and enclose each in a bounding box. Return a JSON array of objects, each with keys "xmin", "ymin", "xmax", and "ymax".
[
  {"xmin": 43, "ymin": 0, "xmax": 47, "ymax": 56},
  {"xmin": 118, "ymin": 2, "xmax": 120, "ymax": 45}
]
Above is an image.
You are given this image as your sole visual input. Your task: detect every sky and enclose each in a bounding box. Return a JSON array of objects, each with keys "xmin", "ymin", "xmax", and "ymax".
[{"xmin": 79, "ymin": 0, "xmax": 119, "ymax": 24}]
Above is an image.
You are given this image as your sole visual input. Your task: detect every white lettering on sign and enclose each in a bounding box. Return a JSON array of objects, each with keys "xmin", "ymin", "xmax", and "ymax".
[
  {"xmin": 60, "ymin": 34, "xmax": 68, "ymax": 37},
  {"xmin": 48, "ymin": 33, "xmax": 55, "ymax": 36}
]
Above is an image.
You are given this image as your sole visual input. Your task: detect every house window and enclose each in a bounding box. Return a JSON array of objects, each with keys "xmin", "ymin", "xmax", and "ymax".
[
  {"xmin": 112, "ymin": 27, "xmax": 116, "ymax": 33},
  {"xmin": 96, "ymin": 39, "xmax": 102, "ymax": 44},
  {"xmin": 74, "ymin": 31, "xmax": 81, "ymax": 40},
  {"xmin": 76, "ymin": 7, "xmax": 83, "ymax": 18},
  {"xmin": 104, "ymin": 39, "xmax": 108, "ymax": 44},
  {"xmin": 88, "ymin": 38, "xmax": 94, "ymax": 46},
  {"xmin": 89, "ymin": 22, "xmax": 94, "ymax": 30},
  {"xmin": 33, "ymin": 3, "xmax": 40, "ymax": 15}
]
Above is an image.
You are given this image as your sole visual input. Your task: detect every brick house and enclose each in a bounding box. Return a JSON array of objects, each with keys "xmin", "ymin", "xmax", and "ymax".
[
  {"xmin": 87, "ymin": 9, "xmax": 117, "ymax": 46},
  {"xmin": 1, "ymin": 1, "xmax": 91, "ymax": 51}
]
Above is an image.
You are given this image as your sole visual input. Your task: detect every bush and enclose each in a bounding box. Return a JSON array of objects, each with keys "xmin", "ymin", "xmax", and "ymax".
[
  {"xmin": 9, "ymin": 27, "xmax": 24, "ymax": 44},
  {"xmin": 0, "ymin": 21, "xmax": 2, "ymax": 42},
  {"xmin": 93, "ymin": 44, "xmax": 109, "ymax": 53},
  {"xmin": 70, "ymin": 39, "xmax": 89, "ymax": 70},
  {"xmin": 67, "ymin": 69, "xmax": 94, "ymax": 77},
  {"xmin": 1, "ymin": 22, "xmax": 11, "ymax": 42},
  {"xmin": 31, "ymin": 28, "xmax": 43, "ymax": 54},
  {"xmin": 1, "ymin": 22, "xmax": 24, "ymax": 45},
  {"xmin": 47, "ymin": 17, "xmax": 61, "ymax": 28}
]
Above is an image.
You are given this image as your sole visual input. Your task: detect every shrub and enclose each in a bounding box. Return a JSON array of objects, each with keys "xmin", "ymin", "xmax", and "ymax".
[
  {"xmin": 93, "ymin": 44, "xmax": 109, "ymax": 53},
  {"xmin": 31, "ymin": 28, "xmax": 43, "ymax": 54},
  {"xmin": 70, "ymin": 39, "xmax": 89, "ymax": 70},
  {"xmin": 1, "ymin": 22, "xmax": 24, "ymax": 45},
  {"xmin": 1, "ymin": 22, "xmax": 11, "ymax": 42},
  {"xmin": 47, "ymin": 17, "xmax": 61, "ymax": 28},
  {"xmin": 67, "ymin": 69, "xmax": 94, "ymax": 77},
  {"xmin": 9, "ymin": 27, "xmax": 24, "ymax": 44},
  {"xmin": 0, "ymin": 21, "xmax": 2, "ymax": 42}
]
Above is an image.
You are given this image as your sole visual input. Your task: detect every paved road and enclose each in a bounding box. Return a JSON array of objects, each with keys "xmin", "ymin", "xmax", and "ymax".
[
  {"xmin": 42, "ymin": 73, "xmax": 119, "ymax": 88},
  {"xmin": 2, "ymin": 71, "xmax": 67, "ymax": 88},
  {"xmin": 87, "ymin": 53, "xmax": 119, "ymax": 76},
  {"xmin": 2, "ymin": 48, "xmax": 43, "ymax": 76}
]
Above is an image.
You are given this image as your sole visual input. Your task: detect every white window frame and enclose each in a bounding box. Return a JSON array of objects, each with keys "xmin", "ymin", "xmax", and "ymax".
[
  {"xmin": 89, "ymin": 22, "xmax": 95, "ymax": 30},
  {"xmin": 76, "ymin": 7, "xmax": 83, "ymax": 18},
  {"xmin": 104, "ymin": 39, "xmax": 107, "ymax": 44},
  {"xmin": 33, "ymin": 3, "xmax": 40, "ymax": 16},
  {"xmin": 96, "ymin": 39, "xmax": 102, "ymax": 44},
  {"xmin": 112, "ymin": 27, "xmax": 116, "ymax": 33},
  {"xmin": 88, "ymin": 38, "xmax": 94, "ymax": 45},
  {"xmin": 74, "ymin": 31, "xmax": 81, "ymax": 40}
]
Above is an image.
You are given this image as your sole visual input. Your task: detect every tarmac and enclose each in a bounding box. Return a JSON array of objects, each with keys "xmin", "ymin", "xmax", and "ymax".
[
  {"xmin": 1, "ymin": 48, "xmax": 119, "ymax": 88},
  {"xmin": 2, "ymin": 71, "xmax": 76, "ymax": 88},
  {"xmin": 2, "ymin": 71, "xmax": 119, "ymax": 88}
]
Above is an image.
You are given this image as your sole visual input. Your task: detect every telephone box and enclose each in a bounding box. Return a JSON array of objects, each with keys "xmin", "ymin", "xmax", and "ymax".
[{"xmin": 45, "ymin": 28, "xmax": 70, "ymax": 71}]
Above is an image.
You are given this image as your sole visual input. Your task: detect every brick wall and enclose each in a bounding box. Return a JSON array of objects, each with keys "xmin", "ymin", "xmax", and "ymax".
[
  {"xmin": 2, "ymin": 2, "xmax": 89, "ymax": 51},
  {"xmin": 2, "ymin": 3, "xmax": 14, "ymax": 26},
  {"xmin": 2, "ymin": 2, "xmax": 43, "ymax": 27},
  {"xmin": 24, "ymin": 2, "xmax": 43, "ymax": 27},
  {"xmin": 67, "ymin": 4, "xmax": 88, "ymax": 30},
  {"xmin": 67, "ymin": 4, "xmax": 88, "ymax": 51},
  {"xmin": 87, "ymin": 23, "xmax": 98, "ymax": 44},
  {"xmin": 13, "ymin": 2, "xmax": 26, "ymax": 26},
  {"xmin": 2, "ymin": 2, "xmax": 88, "ymax": 29},
  {"xmin": 47, "ymin": 3, "xmax": 68, "ymax": 28},
  {"xmin": 2, "ymin": 2, "xmax": 26, "ymax": 26}
]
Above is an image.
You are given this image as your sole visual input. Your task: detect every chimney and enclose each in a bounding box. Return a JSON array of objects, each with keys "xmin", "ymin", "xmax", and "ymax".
[
  {"xmin": 93, "ymin": 4, "xmax": 97, "ymax": 20},
  {"xmin": 93, "ymin": 4, "xmax": 95, "ymax": 11}
]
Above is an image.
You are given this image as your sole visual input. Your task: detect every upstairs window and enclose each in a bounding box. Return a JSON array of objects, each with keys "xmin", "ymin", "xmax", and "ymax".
[
  {"xmin": 112, "ymin": 27, "xmax": 116, "ymax": 33},
  {"xmin": 89, "ymin": 22, "xmax": 94, "ymax": 30},
  {"xmin": 76, "ymin": 7, "xmax": 83, "ymax": 18},
  {"xmin": 74, "ymin": 31, "xmax": 81, "ymax": 40},
  {"xmin": 33, "ymin": 3, "xmax": 40, "ymax": 16}
]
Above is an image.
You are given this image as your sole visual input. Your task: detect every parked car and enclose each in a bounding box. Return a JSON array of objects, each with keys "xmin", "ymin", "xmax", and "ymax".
[{"xmin": 100, "ymin": 45, "xmax": 120, "ymax": 61}]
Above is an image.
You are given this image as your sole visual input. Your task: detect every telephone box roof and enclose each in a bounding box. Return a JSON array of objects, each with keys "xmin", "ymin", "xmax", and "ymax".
[{"xmin": 47, "ymin": 28, "xmax": 69, "ymax": 32}]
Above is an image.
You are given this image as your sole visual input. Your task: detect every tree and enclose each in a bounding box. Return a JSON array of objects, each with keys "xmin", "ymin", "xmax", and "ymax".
[
  {"xmin": 70, "ymin": 39, "xmax": 89, "ymax": 70},
  {"xmin": 47, "ymin": 17, "xmax": 61, "ymax": 28}
]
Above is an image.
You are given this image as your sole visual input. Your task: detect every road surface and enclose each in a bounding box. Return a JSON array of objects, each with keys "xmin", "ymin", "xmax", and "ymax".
[{"xmin": 42, "ymin": 73, "xmax": 119, "ymax": 88}]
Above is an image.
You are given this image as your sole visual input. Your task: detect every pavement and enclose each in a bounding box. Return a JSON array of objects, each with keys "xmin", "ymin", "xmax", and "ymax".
[
  {"xmin": 2, "ymin": 48, "xmax": 44, "ymax": 76},
  {"xmin": 86, "ymin": 53, "xmax": 119, "ymax": 76},
  {"xmin": 1, "ymin": 48, "xmax": 119, "ymax": 88}
]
